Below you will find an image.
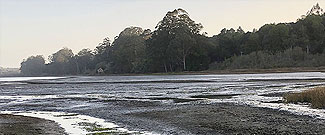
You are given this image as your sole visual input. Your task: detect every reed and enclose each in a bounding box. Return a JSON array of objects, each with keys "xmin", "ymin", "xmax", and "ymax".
[{"xmin": 284, "ymin": 87, "xmax": 325, "ymax": 109}]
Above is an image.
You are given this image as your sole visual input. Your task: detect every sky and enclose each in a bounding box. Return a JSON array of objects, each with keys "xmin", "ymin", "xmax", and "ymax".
[{"xmin": 0, "ymin": 0, "xmax": 323, "ymax": 68}]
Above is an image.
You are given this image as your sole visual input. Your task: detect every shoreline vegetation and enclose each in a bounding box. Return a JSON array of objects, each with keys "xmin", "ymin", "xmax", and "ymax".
[
  {"xmin": 100, "ymin": 67, "xmax": 325, "ymax": 76},
  {"xmin": 18, "ymin": 4, "xmax": 325, "ymax": 76},
  {"xmin": 1, "ymin": 67, "xmax": 325, "ymax": 77},
  {"xmin": 285, "ymin": 87, "xmax": 325, "ymax": 109},
  {"xmin": 5, "ymin": 67, "xmax": 325, "ymax": 77}
]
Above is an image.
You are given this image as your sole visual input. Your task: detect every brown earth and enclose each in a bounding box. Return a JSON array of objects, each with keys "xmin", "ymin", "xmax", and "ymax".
[{"xmin": 0, "ymin": 114, "xmax": 66, "ymax": 135}]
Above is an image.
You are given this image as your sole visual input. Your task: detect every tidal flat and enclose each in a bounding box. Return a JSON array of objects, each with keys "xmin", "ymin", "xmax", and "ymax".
[{"xmin": 0, "ymin": 72, "xmax": 325, "ymax": 134}]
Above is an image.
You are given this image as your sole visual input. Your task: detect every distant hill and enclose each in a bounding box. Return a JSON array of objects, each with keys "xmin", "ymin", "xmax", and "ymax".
[{"xmin": 0, "ymin": 67, "xmax": 20, "ymax": 76}]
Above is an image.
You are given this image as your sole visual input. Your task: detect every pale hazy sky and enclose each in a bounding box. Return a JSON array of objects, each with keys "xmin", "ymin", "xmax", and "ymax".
[{"xmin": 0, "ymin": 0, "xmax": 323, "ymax": 68}]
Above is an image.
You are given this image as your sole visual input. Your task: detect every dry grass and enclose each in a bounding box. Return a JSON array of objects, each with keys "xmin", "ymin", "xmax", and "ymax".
[{"xmin": 284, "ymin": 87, "xmax": 325, "ymax": 109}]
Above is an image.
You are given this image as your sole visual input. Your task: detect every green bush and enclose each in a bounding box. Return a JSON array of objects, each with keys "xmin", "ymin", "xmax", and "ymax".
[{"xmin": 212, "ymin": 47, "xmax": 325, "ymax": 70}]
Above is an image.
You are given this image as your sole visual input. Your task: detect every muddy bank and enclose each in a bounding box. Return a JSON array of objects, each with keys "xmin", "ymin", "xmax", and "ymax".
[
  {"xmin": 125, "ymin": 103, "xmax": 325, "ymax": 135},
  {"xmin": 0, "ymin": 114, "xmax": 66, "ymax": 135}
]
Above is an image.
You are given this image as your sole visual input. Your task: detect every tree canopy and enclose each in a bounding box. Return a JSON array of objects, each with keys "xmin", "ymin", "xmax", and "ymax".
[
  {"xmin": 146, "ymin": 8, "xmax": 205, "ymax": 72},
  {"xmin": 20, "ymin": 55, "xmax": 45, "ymax": 76},
  {"xmin": 20, "ymin": 4, "xmax": 325, "ymax": 75}
]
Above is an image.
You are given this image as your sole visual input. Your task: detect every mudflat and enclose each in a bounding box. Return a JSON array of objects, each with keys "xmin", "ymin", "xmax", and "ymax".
[
  {"xmin": 0, "ymin": 114, "xmax": 66, "ymax": 135},
  {"xmin": 128, "ymin": 103, "xmax": 325, "ymax": 135},
  {"xmin": 1, "ymin": 102, "xmax": 325, "ymax": 135},
  {"xmin": 1, "ymin": 74, "xmax": 325, "ymax": 134}
]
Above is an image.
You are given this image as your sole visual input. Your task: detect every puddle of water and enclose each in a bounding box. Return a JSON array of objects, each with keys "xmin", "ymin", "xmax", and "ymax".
[{"xmin": 190, "ymin": 94, "xmax": 241, "ymax": 99}]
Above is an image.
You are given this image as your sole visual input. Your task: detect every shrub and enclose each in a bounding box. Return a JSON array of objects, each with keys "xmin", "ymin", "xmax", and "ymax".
[
  {"xmin": 284, "ymin": 87, "xmax": 325, "ymax": 109},
  {"xmin": 211, "ymin": 47, "xmax": 325, "ymax": 70}
]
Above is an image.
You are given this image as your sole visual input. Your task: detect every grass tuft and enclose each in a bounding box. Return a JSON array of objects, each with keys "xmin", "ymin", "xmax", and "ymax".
[{"xmin": 284, "ymin": 87, "xmax": 325, "ymax": 109}]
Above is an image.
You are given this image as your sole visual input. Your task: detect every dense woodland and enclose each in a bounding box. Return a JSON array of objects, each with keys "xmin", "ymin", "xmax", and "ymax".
[{"xmin": 20, "ymin": 4, "xmax": 325, "ymax": 75}]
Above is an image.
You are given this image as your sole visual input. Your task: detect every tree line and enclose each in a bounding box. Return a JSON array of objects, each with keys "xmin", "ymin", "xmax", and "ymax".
[{"xmin": 20, "ymin": 6, "xmax": 325, "ymax": 75}]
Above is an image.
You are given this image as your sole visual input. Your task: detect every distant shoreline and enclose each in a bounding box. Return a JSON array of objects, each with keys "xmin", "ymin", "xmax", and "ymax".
[{"xmin": 2, "ymin": 67, "xmax": 325, "ymax": 77}]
